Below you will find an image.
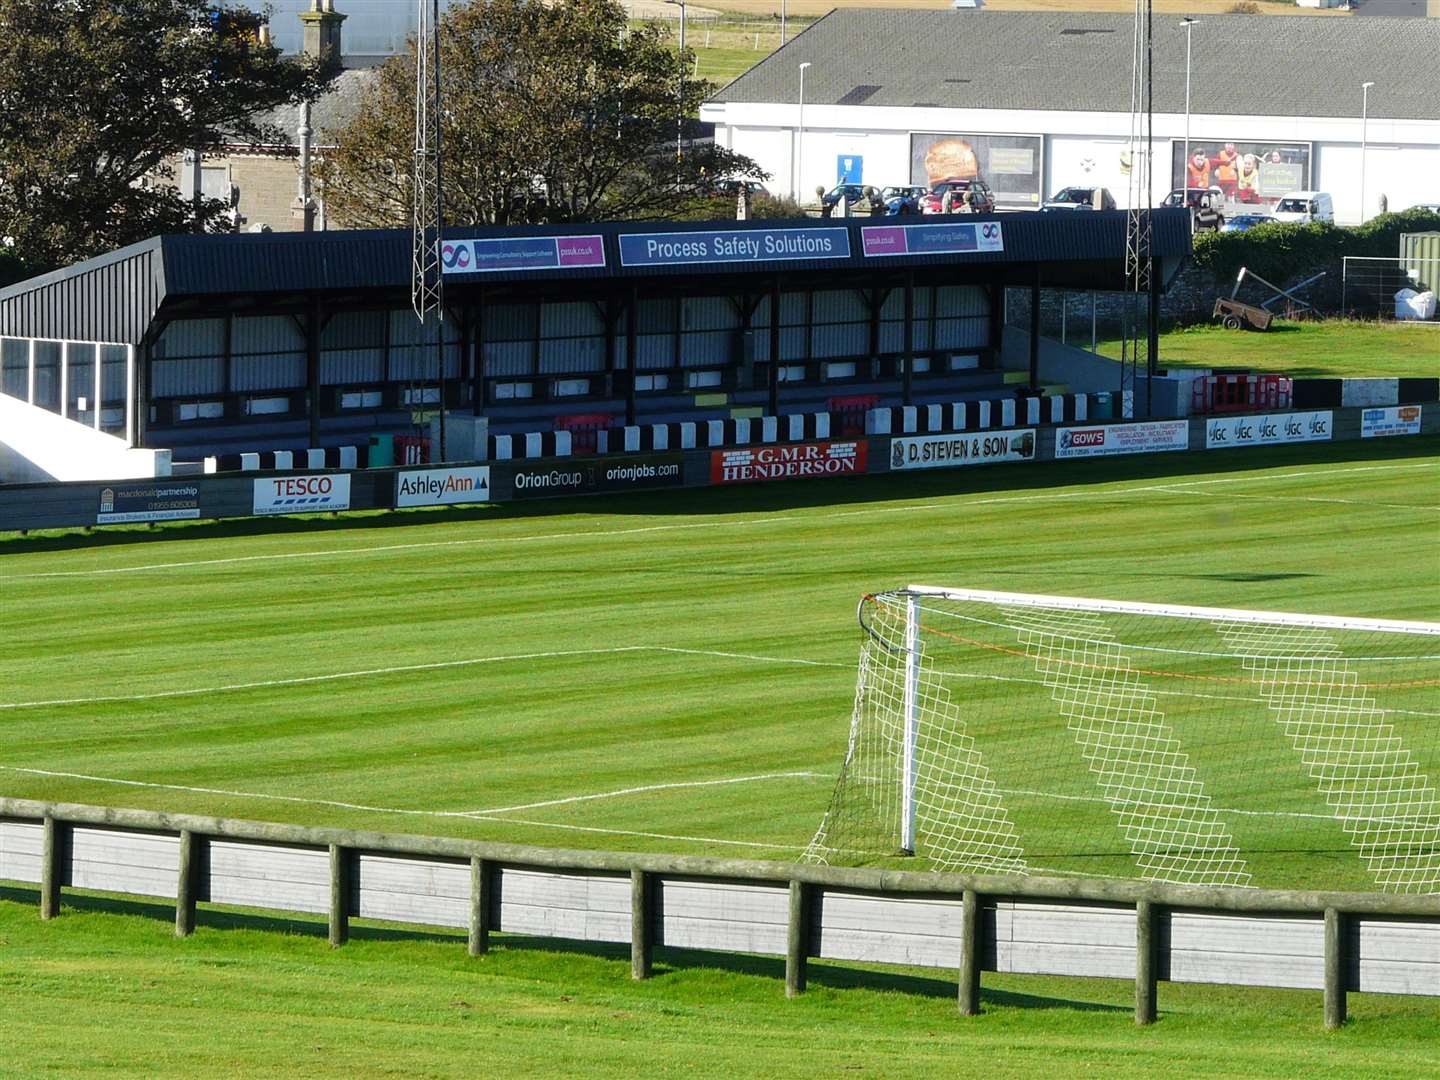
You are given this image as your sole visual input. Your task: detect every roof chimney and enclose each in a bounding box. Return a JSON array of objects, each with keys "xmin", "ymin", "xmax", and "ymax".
[{"xmin": 299, "ymin": 0, "xmax": 346, "ymax": 70}]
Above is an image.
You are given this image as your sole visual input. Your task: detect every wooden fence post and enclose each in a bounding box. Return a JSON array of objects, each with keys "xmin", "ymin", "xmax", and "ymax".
[
  {"xmin": 786, "ymin": 880, "xmax": 809, "ymax": 997},
  {"xmin": 1325, "ymin": 908, "xmax": 1347, "ymax": 1030},
  {"xmin": 175, "ymin": 829, "xmax": 197, "ymax": 938},
  {"xmin": 328, "ymin": 843, "xmax": 349, "ymax": 947},
  {"xmin": 469, "ymin": 857, "xmax": 490, "ymax": 957},
  {"xmin": 39, "ymin": 815, "xmax": 61, "ymax": 920},
  {"xmin": 1135, "ymin": 899, "xmax": 1157, "ymax": 1026},
  {"xmin": 958, "ymin": 889, "xmax": 981, "ymax": 1016},
  {"xmin": 631, "ymin": 869, "xmax": 652, "ymax": 980}
]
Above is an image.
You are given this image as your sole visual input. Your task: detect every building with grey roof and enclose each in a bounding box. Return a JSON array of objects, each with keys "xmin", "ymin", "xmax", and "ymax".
[{"xmin": 702, "ymin": 10, "xmax": 1440, "ymax": 225}]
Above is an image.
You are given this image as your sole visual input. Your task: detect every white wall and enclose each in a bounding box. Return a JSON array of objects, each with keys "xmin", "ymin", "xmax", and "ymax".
[
  {"xmin": 1316, "ymin": 142, "xmax": 1440, "ymax": 225},
  {"xmin": 1047, "ymin": 135, "xmax": 1132, "ymax": 205},
  {"xmin": 0, "ymin": 393, "xmax": 170, "ymax": 484}
]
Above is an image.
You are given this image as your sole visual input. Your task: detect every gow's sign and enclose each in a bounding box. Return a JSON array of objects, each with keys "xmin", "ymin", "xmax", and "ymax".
[
  {"xmin": 252, "ymin": 474, "xmax": 351, "ymax": 516},
  {"xmin": 710, "ymin": 441, "xmax": 867, "ymax": 485}
]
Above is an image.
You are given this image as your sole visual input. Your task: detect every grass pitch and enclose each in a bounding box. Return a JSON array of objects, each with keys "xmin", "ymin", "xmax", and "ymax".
[{"xmin": 2, "ymin": 440, "xmax": 1439, "ymax": 1075}]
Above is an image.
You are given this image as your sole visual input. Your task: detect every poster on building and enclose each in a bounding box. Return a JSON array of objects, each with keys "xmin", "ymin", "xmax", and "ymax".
[
  {"xmin": 1169, "ymin": 141, "xmax": 1310, "ymax": 216},
  {"xmin": 909, "ymin": 133, "xmax": 1044, "ymax": 208}
]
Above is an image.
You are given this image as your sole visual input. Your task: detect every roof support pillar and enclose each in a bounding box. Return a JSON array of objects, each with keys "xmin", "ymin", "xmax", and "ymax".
[
  {"xmin": 1028, "ymin": 265, "xmax": 1041, "ymax": 392},
  {"xmin": 306, "ymin": 293, "xmax": 322, "ymax": 448},
  {"xmin": 1147, "ymin": 254, "xmax": 1160, "ymax": 418},
  {"xmin": 625, "ymin": 287, "xmax": 638, "ymax": 427},
  {"xmin": 988, "ymin": 283, "xmax": 1004, "ymax": 371},
  {"xmin": 902, "ymin": 270, "xmax": 914, "ymax": 407},
  {"xmin": 472, "ymin": 295, "xmax": 485, "ymax": 417},
  {"xmin": 768, "ymin": 276, "xmax": 781, "ymax": 417}
]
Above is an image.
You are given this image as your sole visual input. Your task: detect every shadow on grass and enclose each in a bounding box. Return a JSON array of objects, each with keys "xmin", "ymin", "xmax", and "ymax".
[
  {"xmin": 0, "ymin": 887, "xmax": 1123, "ymax": 1014},
  {"xmin": 3, "ymin": 433, "xmax": 1436, "ymax": 558}
]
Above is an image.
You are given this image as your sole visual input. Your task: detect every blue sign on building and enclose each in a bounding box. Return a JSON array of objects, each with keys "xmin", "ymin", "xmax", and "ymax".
[
  {"xmin": 837, "ymin": 154, "xmax": 863, "ymax": 184},
  {"xmin": 618, "ymin": 228, "xmax": 851, "ymax": 268}
]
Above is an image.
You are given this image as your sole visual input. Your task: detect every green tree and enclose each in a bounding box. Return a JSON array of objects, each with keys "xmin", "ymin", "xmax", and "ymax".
[
  {"xmin": 319, "ymin": 0, "xmax": 765, "ymax": 228},
  {"xmin": 0, "ymin": 0, "xmax": 336, "ymax": 276}
]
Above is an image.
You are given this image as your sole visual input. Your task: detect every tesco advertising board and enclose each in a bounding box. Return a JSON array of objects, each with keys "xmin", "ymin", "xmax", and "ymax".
[
  {"xmin": 396, "ymin": 466, "xmax": 490, "ymax": 507},
  {"xmin": 889, "ymin": 430, "xmax": 1035, "ymax": 471},
  {"xmin": 1054, "ymin": 420, "xmax": 1189, "ymax": 459},
  {"xmin": 252, "ymin": 474, "xmax": 351, "ymax": 515},
  {"xmin": 710, "ymin": 441, "xmax": 866, "ymax": 484},
  {"xmin": 1205, "ymin": 411, "xmax": 1332, "ymax": 449},
  {"xmin": 1361, "ymin": 405, "xmax": 1422, "ymax": 438}
]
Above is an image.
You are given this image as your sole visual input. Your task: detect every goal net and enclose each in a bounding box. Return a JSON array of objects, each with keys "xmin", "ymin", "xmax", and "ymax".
[{"xmin": 804, "ymin": 587, "xmax": 1440, "ymax": 894}]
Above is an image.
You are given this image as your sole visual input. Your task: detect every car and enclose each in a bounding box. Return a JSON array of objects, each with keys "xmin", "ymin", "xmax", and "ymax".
[
  {"xmin": 1162, "ymin": 186, "xmax": 1225, "ymax": 210},
  {"xmin": 820, "ymin": 183, "xmax": 872, "ymax": 212},
  {"xmin": 921, "ymin": 179, "xmax": 996, "ymax": 215},
  {"xmin": 1042, "ymin": 186, "xmax": 1116, "ymax": 211},
  {"xmin": 1417, "ymin": 203, "xmax": 1440, "ymax": 214},
  {"xmin": 712, "ymin": 178, "xmax": 766, "ymax": 199},
  {"xmin": 1220, "ymin": 213, "xmax": 1274, "ymax": 233},
  {"xmin": 1271, "ymin": 191, "xmax": 1334, "ymax": 224},
  {"xmin": 878, "ymin": 185, "xmax": 927, "ymax": 215}
]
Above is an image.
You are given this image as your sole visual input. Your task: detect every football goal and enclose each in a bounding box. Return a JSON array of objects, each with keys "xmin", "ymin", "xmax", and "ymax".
[{"xmin": 804, "ymin": 587, "xmax": 1440, "ymax": 894}]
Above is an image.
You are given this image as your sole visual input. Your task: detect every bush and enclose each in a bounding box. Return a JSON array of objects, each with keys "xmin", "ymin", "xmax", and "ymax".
[
  {"xmin": 0, "ymin": 247, "xmax": 30, "ymax": 287},
  {"xmin": 1226, "ymin": 2, "xmax": 1261, "ymax": 12},
  {"xmin": 1190, "ymin": 207, "xmax": 1440, "ymax": 284}
]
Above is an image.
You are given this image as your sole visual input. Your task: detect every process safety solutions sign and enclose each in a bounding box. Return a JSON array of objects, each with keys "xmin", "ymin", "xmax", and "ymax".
[
  {"xmin": 395, "ymin": 466, "xmax": 490, "ymax": 507},
  {"xmin": 711, "ymin": 441, "xmax": 867, "ymax": 484},
  {"xmin": 252, "ymin": 474, "xmax": 351, "ymax": 515},
  {"xmin": 861, "ymin": 222, "xmax": 1004, "ymax": 258},
  {"xmin": 1054, "ymin": 420, "xmax": 1189, "ymax": 460},
  {"xmin": 618, "ymin": 228, "xmax": 851, "ymax": 268},
  {"xmin": 889, "ymin": 430, "xmax": 1035, "ymax": 471},
  {"xmin": 1205, "ymin": 411, "xmax": 1332, "ymax": 449},
  {"xmin": 1361, "ymin": 405, "xmax": 1422, "ymax": 438},
  {"xmin": 440, "ymin": 235, "xmax": 605, "ymax": 274},
  {"xmin": 96, "ymin": 484, "xmax": 201, "ymax": 524}
]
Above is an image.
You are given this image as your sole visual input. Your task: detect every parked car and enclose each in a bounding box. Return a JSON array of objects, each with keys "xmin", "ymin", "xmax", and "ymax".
[
  {"xmin": 921, "ymin": 179, "xmax": 996, "ymax": 215},
  {"xmin": 1161, "ymin": 186, "xmax": 1225, "ymax": 210},
  {"xmin": 1417, "ymin": 203, "xmax": 1440, "ymax": 214},
  {"xmin": 878, "ymin": 185, "xmax": 927, "ymax": 215},
  {"xmin": 1271, "ymin": 191, "xmax": 1334, "ymax": 224},
  {"xmin": 1220, "ymin": 213, "xmax": 1274, "ymax": 233},
  {"xmin": 1042, "ymin": 186, "xmax": 1116, "ymax": 211},
  {"xmin": 820, "ymin": 183, "xmax": 874, "ymax": 212}
]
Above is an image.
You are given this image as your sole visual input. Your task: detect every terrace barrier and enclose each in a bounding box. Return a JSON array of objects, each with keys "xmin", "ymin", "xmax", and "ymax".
[{"xmin": 2, "ymin": 797, "xmax": 1438, "ymax": 1029}]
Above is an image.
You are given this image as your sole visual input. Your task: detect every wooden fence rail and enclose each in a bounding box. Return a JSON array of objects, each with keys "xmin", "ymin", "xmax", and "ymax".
[{"xmin": 3, "ymin": 797, "xmax": 1439, "ymax": 1030}]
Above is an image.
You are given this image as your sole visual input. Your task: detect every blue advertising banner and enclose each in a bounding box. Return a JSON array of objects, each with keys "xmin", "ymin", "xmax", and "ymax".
[
  {"xmin": 618, "ymin": 228, "xmax": 851, "ymax": 268},
  {"xmin": 441, "ymin": 235, "xmax": 605, "ymax": 274}
]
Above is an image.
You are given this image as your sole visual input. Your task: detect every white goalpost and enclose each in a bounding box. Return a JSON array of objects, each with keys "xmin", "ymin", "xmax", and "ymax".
[{"xmin": 804, "ymin": 586, "xmax": 1440, "ymax": 894}]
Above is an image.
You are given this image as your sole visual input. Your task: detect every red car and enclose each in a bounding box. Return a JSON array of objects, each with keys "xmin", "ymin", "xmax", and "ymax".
[{"xmin": 921, "ymin": 179, "xmax": 996, "ymax": 215}]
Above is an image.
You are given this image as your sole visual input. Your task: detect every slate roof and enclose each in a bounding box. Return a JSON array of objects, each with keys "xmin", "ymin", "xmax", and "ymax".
[{"xmin": 711, "ymin": 11, "xmax": 1440, "ymax": 122}]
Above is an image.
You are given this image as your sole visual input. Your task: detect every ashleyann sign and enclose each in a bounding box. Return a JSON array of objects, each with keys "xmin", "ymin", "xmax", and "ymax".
[
  {"xmin": 396, "ymin": 466, "xmax": 490, "ymax": 507},
  {"xmin": 711, "ymin": 441, "xmax": 867, "ymax": 484},
  {"xmin": 861, "ymin": 221, "xmax": 1004, "ymax": 258},
  {"xmin": 96, "ymin": 483, "xmax": 201, "ymax": 524},
  {"xmin": 508, "ymin": 454, "xmax": 684, "ymax": 499},
  {"xmin": 889, "ymin": 430, "xmax": 1034, "ymax": 471},
  {"xmin": 441, "ymin": 235, "xmax": 605, "ymax": 274},
  {"xmin": 1205, "ymin": 411, "xmax": 1332, "ymax": 449},
  {"xmin": 1361, "ymin": 405, "xmax": 1422, "ymax": 438},
  {"xmin": 252, "ymin": 474, "xmax": 351, "ymax": 515},
  {"xmin": 1055, "ymin": 420, "xmax": 1188, "ymax": 460},
  {"xmin": 618, "ymin": 228, "xmax": 850, "ymax": 268}
]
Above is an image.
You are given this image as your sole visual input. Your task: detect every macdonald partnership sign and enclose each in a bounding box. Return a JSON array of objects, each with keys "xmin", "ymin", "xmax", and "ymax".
[
  {"xmin": 441, "ymin": 235, "xmax": 605, "ymax": 274},
  {"xmin": 862, "ymin": 221, "xmax": 1004, "ymax": 258},
  {"xmin": 619, "ymin": 227, "xmax": 850, "ymax": 268}
]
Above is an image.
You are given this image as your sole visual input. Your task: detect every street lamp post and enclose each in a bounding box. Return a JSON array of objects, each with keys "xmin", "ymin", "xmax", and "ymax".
[
  {"xmin": 781, "ymin": 0, "xmax": 787, "ymax": 46},
  {"xmin": 795, "ymin": 61, "xmax": 811, "ymax": 201},
  {"xmin": 1361, "ymin": 81, "xmax": 1375, "ymax": 224},
  {"xmin": 1181, "ymin": 18, "xmax": 1198, "ymax": 198},
  {"xmin": 666, "ymin": 0, "xmax": 687, "ymax": 162}
]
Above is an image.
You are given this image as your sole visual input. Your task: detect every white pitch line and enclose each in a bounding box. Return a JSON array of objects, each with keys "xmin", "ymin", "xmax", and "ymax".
[
  {"xmin": 10, "ymin": 459, "xmax": 1432, "ymax": 583},
  {"xmin": 1146, "ymin": 485, "xmax": 1440, "ymax": 512},
  {"xmin": 468, "ymin": 771, "xmax": 829, "ymax": 815},
  {"xmin": 0, "ymin": 644, "xmax": 846, "ymax": 711},
  {"xmin": 458, "ymin": 812, "xmax": 803, "ymax": 851}
]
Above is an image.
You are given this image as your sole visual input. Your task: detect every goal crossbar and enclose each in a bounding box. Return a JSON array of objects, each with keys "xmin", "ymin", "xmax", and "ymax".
[{"xmin": 906, "ymin": 585, "xmax": 1440, "ymax": 637}]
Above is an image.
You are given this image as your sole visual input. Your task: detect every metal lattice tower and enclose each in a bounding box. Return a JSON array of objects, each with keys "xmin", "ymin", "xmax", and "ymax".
[
  {"xmin": 1121, "ymin": 0, "xmax": 1154, "ymax": 419},
  {"xmin": 411, "ymin": 0, "xmax": 445, "ymax": 450}
]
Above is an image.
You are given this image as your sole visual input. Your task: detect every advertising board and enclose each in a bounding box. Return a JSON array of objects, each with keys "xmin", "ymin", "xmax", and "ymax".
[
  {"xmin": 1169, "ymin": 140, "xmax": 1311, "ymax": 217},
  {"xmin": 710, "ymin": 441, "xmax": 867, "ymax": 484},
  {"xmin": 617, "ymin": 228, "xmax": 850, "ymax": 268},
  {"xmin": 1361, "ymin": 405, "xmax": 1423, "ymax": 439},
  {"xmin": 440, "ymin": 235, "xmax": 604, "ymax": 274},
  {"xmin": 909, "ymin": 132, "xmax": 1044, "ymax": 208},
  {"xmin": 861, "ymin": 222, "xmax": 1003, "ymax": 258},
  {"xmin": 96, "ymin": 483, "xmax": 201, "ymax": 524},
  {"xmin": 252, "ymin": 474, "xmax": 351, "ymax": 515},
  {"xmin": 396, "ymin": 466, "xmax": 491, "ymax": 507},
  {"xmin": 1204, "ymin": 411, "xmax": 1332, "ymax": 449},
  {"xmin": 889, "ymin": 430, "xmax": 1035, "ymax": 472},
  {"xmin": 507, "ymin": 454, "xmax": 684, "ymax": 499},
  {"xmin": 1054, "ymin": 420, "xmax": 1189, "ymax": 460}
]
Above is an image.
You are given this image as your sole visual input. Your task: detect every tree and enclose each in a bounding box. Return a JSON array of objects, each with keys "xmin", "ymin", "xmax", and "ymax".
[
  {"xmin": 320, "ymin": 0, "xmax": 765, "ymax": 228},
  {"xmin": 0, "ymin": 0, "xmax": 336, "ymax": 276}
]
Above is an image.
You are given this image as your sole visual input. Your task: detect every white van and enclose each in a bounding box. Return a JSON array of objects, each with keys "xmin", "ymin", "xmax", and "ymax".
[{"xmin": 1271, "ymin": 191, "xmax": 1334, "ymax": 224}]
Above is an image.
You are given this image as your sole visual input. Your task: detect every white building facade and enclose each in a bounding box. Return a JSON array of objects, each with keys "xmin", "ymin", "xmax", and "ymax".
[{"xmin": 702, "ymin": 11, "xmax": 1440, "ymax": 226}]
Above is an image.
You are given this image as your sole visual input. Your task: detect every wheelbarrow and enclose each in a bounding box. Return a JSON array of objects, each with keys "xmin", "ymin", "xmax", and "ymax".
[{"xmin": 1213, "ymin": 297, "xmax": 1273, "ymax": 331}]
